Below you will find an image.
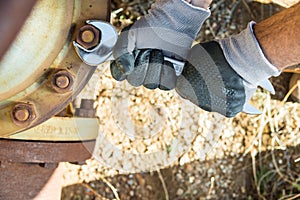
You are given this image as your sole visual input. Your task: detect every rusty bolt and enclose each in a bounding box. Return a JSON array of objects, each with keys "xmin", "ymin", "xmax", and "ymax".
[
  {"xmin": 14, "ymin": 109, "xmax": 29, "ymax": 122},
  {"xmin": 76, "ymin": 25, "xmax": 100, "ymax": 50},
  {"xmin": 81, "ymin": 30, "xmax": 94, "ymax": 43},
  {"xmin": 55, "ymin": 75, "xmax": 70, "ymax": 89},
  {"xmin": 51, "ymin": 70, "xmax": 74, "ymax": 93},
  {"xmin": 12, "ymin": 103, "xmax": 36, "ymax": 126}
]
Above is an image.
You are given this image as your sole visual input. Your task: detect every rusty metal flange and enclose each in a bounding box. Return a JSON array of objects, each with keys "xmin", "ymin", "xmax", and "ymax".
[
  {"xmin": 0, "ymin": 0, "xmax": 110, "ymax": 137},
  {"xmin": 0, "ymin": 139, "xmax": 95, "ymax": 163},
  {"xmin": 0, "ymin": 162, "xmax": 65, "ymax": 200}
]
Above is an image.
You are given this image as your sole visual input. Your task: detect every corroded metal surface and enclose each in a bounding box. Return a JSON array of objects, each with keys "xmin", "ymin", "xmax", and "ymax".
[
  {"xmin": 0, "ymin": 0, "xmax": 36, "ymax": 61},
  {"xmin": 0, "ymin": 0, "xmax": 110, "ymax": 137},
  {"xmin": 11, "ymin": 103, "xmax": 36, "ymax": 127},
  {"xmin": 76, "ymin": 24, "xmax": 101, "ymax": 50},
  {"xmin": 0, "ymin": 1, "xmax": 109, "ymax": 199},
  {"xmin": 0, "ymin": 1, "xmax": 74, "ymax": 102},
  {"xmin": 0, "ymin": 139, "xmax": 95, "ymax": 163},
  {"xmin": 0, "ymin": 162, "xmax": 65, "ymax": 200},
  {"xmin": 50, "ymin": 70, "xmax": 75, "ymax": 94},
  {"xmin": 75, "ymin": 99, "xmax": 96, "ymax": 118}
]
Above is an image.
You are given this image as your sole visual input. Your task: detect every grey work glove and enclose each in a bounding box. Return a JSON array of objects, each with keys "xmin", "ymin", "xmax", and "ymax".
[
  {"xmin": 110, "ymin": 0, "xmax": 210, "ymax": 90},
  {"xmin": 176, "ymin": 22, "xmax": 281, "ymax": 117}
]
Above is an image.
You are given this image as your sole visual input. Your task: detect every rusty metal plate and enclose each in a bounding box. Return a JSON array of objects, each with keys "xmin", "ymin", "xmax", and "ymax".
[
  {"xmin": 0, "ymin": 0, "xmax": 110, "ymax": 137},
  {"xmin": 0, "ymin": 162, "xmax": 65, "ymax": 200},
  {"xmin": 0, "ymin": 139, "xmax": 95, "ymax": 163},
  {"xmin": 0, "ymin": 1, "xmax": 75, "ymax": 101},
  {"xmin": 0, "ymin": 0, "xmax": 36, "ymax": 61}
]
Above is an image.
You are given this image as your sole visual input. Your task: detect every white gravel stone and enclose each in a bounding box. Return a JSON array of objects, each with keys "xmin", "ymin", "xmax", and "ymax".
[{"xmin": 176, "ymin": 188, "xmax": 184, "ymax": 196}]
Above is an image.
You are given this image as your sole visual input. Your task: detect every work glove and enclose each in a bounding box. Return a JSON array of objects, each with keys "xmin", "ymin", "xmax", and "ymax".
[
  {"xmin": 176, "ymin": 22, "xmax": 281, "ymax": 117},
  {"xmin": 110, "ymin": 0, "xmax": 210, "ymax": 90}
]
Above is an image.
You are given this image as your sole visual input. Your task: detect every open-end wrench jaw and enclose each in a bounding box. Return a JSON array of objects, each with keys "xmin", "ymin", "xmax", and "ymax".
[{"xmin": 73, "ymin": 20, "xmax": 118, "ymax": 66}]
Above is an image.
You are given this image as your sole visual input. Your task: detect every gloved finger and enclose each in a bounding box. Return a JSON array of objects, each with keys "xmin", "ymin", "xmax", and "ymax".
[
  {"xmin": 159, "ymin": 61, "xmax": 177, "ymax": 91},
  {"xmin": 227, "ymin": 103, "xmax": 244, "ymax": 117},
  {"xmin": 112, "ymin": 26, "xmax": 134, "ymax": 59},
  {"xmin": 110, "ymin": 52, "xmax": 135, "ymax": 81},
  {"xmin": 143, "ymin": 49, "xmax": 164, "ymax": 89},
  {"xmin": 227, "ymin": 91, "xmax": 246, "ymax": 111},
  {"xmin": 224, "ymin": 96, "xmax": 245, "ymax": 117},
  {"xmin": 176, "ymin": 62, "xmax": 211, "ymax": 111},
  {"xmin": 199, "ymin": 41, "xmax": 246, "ymax": 117},
  {"xmin": 127, "ymin": 49, "xmax": 151, "ymax": 87}
]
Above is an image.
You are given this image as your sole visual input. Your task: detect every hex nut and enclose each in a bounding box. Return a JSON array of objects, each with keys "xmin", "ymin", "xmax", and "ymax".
[
  {"xmin": 12, "ymin": 103, "xmax": 36, "ymax": 127},
  {"xmin": 51, "ymin": 70, "xmax": 74, "ymax": 93},
  {"xmin": 76, "ymin": 25, "xmax": 101, "ymax": 50}
]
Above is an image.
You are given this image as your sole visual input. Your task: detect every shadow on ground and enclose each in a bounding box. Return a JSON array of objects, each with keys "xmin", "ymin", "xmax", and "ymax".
[{"xmin": 62, "ymin": 144, "xmax": 300, "ymax": 200}]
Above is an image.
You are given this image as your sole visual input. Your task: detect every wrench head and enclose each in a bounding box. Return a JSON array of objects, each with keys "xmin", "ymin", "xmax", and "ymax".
[{"xmin": 73, "ymin": 20, "xmax": 118, "ymax": 66}]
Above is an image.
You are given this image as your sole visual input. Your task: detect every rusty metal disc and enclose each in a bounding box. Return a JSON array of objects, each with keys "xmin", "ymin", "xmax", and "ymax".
[
  {"xmin": 0, "ymin": 0, "xmax": 36, "ymax": 61},
  {"xmin": 0, "ymin": 139, "xmax": 95, "ymax": 163},
  {"xmin": 0, "ymin": 0, "xmax": 111, "ymax": 137},
  {"xmin": 0, "ymin": 162, "xmax": 65, "ymax": 199}
]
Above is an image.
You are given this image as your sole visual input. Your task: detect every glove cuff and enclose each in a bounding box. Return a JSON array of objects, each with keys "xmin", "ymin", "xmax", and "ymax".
[
  {"xmin": 219, "ymin": 21, "xmax": 281, "ymax": 85},
  {"xmin": 132, "ymin": 0, "xmax": 210, "ymax": 59}
]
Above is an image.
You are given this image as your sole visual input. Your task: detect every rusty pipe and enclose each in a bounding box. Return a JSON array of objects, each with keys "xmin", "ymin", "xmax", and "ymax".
[{"xmin": 0, "ymin": 0, "xmax": 36, "ymax": 61}]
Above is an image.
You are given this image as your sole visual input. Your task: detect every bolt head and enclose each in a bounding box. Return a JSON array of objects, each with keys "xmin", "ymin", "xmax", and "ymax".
[
  {"xmin": 81, "ymin": 30, "xmax": 95, "ymax": 43},
  {"xmin": 76, "ymin": 25, "xmax": 100, "ymax": 50},
  {"xmin": 14, "ymin": 109, "xmax": 30, "ymax": 122},
  {"xmin": 51, "ymin": 70, "xmax": 74, "ymax": 93},
  {"xmin": 55, "ymin": 75, "xmax": 70, "ymax": 89},
  {"xmin": 12, "ymin": 103, "xmax": 36, "ymax": 126}
]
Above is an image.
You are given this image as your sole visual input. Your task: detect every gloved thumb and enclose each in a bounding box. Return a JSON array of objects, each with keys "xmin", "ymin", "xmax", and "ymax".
[{"xmin": 111, "ymin": 26, "xmax": 136, "ymax": 80}]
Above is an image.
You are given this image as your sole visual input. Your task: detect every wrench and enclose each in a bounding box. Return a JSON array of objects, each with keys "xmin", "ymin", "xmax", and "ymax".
[
  {"xmin": 73, "ymin": 20, "xmax": 275, "ymax": 115},
  {"xmin": 73, "ymin": 20, "xmax": 118, "ymax": 66},
  {"xmin": 73, "ymin": 20, "xmax": 185, "ymax": 75}
]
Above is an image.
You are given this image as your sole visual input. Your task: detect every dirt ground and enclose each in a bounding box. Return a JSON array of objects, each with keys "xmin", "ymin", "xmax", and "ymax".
[{"xmin": 62, "ymin": 1, "xmax": 300, "ymax": 199}]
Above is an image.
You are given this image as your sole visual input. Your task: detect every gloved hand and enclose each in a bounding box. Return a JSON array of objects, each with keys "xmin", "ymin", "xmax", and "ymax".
[
  {"xmin": 110, "ymin": 0, "xmax": 210, "ymax": 90},
  {"xmin": 176, "ymin": 22, "xmax": 281, "ymax": 117}
]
